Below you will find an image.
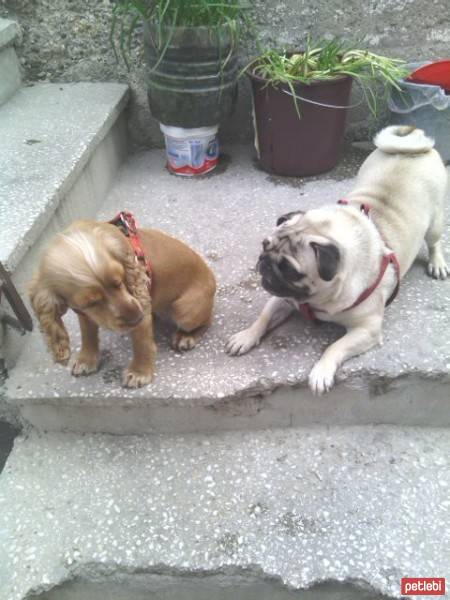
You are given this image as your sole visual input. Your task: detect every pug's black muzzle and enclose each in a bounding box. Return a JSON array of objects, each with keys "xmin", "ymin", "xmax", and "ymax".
[{"xmin": 258, "ymin": 253, "xmax": 309, "ymax": 300}]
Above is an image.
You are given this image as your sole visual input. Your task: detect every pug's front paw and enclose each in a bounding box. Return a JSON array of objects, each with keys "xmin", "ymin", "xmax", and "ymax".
[
  {"xmin": 427, "ymin": 256, "xmax": 448, "ymax": 280},
  {"xmin": 308, "ymin": 360, "xmax": 337, "ymax": 395},
  {"xmin": 226, "ymin": 328, "xmax": 260, "ymax": 356}
]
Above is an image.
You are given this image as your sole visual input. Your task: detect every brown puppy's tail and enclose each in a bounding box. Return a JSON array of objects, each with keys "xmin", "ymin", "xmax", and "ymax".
[{"xmin": 374, "ymin": 125, "xmax": 435, "ymax": 154}]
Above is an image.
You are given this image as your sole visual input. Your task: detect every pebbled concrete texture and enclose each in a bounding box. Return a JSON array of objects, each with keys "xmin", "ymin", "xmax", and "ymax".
[
  {"xmin": 0, "ymin": 425, "xmax": 449, "ymax": 600},
  {"xmin": 0, "ymin": 81, "xmax": 129, "ymax": 272},
  {"xmin": 5, "ymin": 146, "xmax": 450, "ymax": 433}
]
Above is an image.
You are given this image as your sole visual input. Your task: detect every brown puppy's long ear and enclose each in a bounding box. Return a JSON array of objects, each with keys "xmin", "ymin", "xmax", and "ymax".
[
  {"xmin": 121, "ymin": 248, "xmax": 153, "ymax": 314},
  {"xmin": 29, "ymin": 277, "xmax": 71, "ymax": 365},
  {"xmin": 310, "ymin": 241, "xmax": 340, "ymax": 282},
  {"xmin": 95, "ymin": 223, "xmax": 151, "ymax": 313}
]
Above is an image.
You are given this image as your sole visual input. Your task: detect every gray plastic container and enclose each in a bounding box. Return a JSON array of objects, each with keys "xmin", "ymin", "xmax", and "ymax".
[{"xmin": 388, "ymin": 62, "xmax": 450, "ymax": 162}]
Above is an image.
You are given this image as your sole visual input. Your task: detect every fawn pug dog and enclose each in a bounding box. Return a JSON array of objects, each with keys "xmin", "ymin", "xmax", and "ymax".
[
  {"xmin": 30, "ymin": 218, "xmax": 216, "ymax": 388},
  {"xmin": 227, "ymin": 126, "xmax": 448, "ymax": 394}
]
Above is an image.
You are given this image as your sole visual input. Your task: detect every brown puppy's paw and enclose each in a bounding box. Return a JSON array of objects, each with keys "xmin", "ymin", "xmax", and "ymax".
[
  {"xmin": 72, "ymin": 352, "xmax": 101, "ymax": 376},
  {"xmin": 122, "ymin": 366, "xmax": 155, "ymax": 389},
  {"xmin": 171, "ymin": 331, "xmax": 197, "ymax": 352},
  {"xmin": 52, "ymin": 342, "xmax": 71, "ymax": 366}
]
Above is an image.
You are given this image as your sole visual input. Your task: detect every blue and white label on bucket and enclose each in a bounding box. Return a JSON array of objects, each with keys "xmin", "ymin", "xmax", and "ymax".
[
  {"xmin": 190, "ymin": 140, "xmax": 205, "ymax": 168},
  {"xmin": 206, "ymin": 138, "xmax": 219, "ymax": 159},
  {"xmin": 167, "ymin": 139, "xmax": 192, "ymax": 168},
  {"xmin": 161, "ymin": 124, "xmax": 219, "ymax": 176}
]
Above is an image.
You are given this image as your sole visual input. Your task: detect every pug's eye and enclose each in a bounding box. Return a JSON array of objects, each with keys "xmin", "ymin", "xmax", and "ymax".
[{"xmin": 278, "ymin": 257, "xmax": 305, "ymax": 281}]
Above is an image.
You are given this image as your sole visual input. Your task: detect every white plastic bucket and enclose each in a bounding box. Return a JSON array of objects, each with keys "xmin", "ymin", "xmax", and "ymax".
[{"xmin": 160, "ymin": 124, "xmax": 219, "ymax": 176}]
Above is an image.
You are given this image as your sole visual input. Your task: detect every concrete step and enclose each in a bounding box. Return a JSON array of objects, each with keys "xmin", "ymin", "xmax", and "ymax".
[
  {"xmin": 0, "ymin": 18, "xmax": 21, "ymax": 105},
  {"xmin": 5, "ymin": 146, "xmax": 450, "ymax": 434},
  {"xmin": 1, "ymin": 425, "xmax": 449, "ymax": 600},
  {"xmin": 0, "ymin": 81, "xmax": 129, "ymax": 380}
]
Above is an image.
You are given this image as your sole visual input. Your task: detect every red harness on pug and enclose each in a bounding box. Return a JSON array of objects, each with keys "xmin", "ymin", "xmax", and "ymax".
[{"xmin": 298, "ymin": 200, "xmax": 400, "ymax": 321}]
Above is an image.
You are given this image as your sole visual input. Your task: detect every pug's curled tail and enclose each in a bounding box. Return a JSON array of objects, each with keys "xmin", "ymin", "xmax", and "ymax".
[{"xmin": 374, "ymin": 125, "xmax": 435, "ymax": 154}]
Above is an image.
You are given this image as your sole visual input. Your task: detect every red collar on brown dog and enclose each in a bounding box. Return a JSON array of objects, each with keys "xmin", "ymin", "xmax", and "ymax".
[{"xmin": 109, "ymin": 211, "xmax": 153, "ymax": 292}]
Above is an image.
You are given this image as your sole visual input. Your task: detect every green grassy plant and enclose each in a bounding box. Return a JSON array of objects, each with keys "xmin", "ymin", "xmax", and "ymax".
[
  {"xmin": 111, "ymin": 0, "xmax": 251, "ymax": 69},
  {"xmin": 249, "ymin": 38, "xmax": 409, "ymax": 117}
]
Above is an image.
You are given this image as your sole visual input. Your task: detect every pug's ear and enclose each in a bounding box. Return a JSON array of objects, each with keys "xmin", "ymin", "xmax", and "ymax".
[
  {"xmin": 310, "ymin": 242, "xmax": 340, "ymax": 281},
  {"xmin": 276, "ymin": 210, "xmax": 305, "ymax": 227}
]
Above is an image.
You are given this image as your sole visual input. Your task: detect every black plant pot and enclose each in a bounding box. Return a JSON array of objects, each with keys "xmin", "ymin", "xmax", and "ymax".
[{"xmin": 144, "ymin": 22, "xmax": 239, "ymax": 128}]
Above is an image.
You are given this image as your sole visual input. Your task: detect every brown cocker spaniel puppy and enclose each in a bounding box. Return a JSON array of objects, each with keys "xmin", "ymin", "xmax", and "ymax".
[{"xmin": 29, "ymin": 219, "xmax": 216, "ymax": 388}]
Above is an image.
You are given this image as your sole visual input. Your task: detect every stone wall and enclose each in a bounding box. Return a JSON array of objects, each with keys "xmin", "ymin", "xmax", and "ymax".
[{"xmin": 1, "ymin": 0, "xmax": 449, "ymax": 149}]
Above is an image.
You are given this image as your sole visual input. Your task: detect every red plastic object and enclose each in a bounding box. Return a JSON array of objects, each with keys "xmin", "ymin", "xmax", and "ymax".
[{"xmin": 407, "ymin": 60, "xmax": 450, "ymax": 92}]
